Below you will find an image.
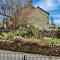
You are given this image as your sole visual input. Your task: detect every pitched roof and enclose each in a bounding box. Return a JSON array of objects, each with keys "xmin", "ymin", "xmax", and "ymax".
[
  {"xmin": 20, "ymin": 5, "xmax": 50, "ymax": 16},
  {"xmin": 36, "ymin": 6, "xmax": 50, "ymax": 15}
]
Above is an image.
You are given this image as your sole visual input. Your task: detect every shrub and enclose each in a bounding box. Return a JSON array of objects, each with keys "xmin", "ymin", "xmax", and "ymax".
[
  {"xmin": 27, "ymin": 25, "xmax": 39, "ymax": 38},
  {"xmin": 0, "ymin": 32, "xmax": 8, "ymax": 40},
  {"xmin": 15, "ymin": 38, "xmax": 23, "ymax": 44},
  {"xmin": 7, "ymin": 32, "xmax": 16, "ymax": 41},
  {"xmin": 56, "ymin": 31, "xmax": 60, "ymax": 38},
  {"xmin": 15, "ymin": 29, "xmax": 27, "ymax": 38}
]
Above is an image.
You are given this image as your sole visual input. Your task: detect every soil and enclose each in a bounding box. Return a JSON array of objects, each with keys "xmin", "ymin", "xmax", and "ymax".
[{"xmin": 0, "ymin": 40, "xmax": 60, "ymax": 57}]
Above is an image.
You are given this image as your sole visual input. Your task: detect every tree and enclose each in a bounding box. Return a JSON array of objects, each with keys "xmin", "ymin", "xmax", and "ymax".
[
  {"xmin": 0, "ymin": 0, "xmax": 29, "ymax": 31},
  {"xmin": 0, "ymin": 0, "xmax": 21, "ymax": 30}
]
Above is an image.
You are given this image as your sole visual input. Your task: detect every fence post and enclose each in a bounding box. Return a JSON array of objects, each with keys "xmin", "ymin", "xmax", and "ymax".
[{"xmin": 24, "ymin": 55, "xmax": 27, "ymax": 60}]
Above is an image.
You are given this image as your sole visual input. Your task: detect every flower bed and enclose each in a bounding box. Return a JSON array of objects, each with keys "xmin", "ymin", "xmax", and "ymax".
[{"xmin": 0, "ymin": 39, "xmax": 60, "ymax": 57}]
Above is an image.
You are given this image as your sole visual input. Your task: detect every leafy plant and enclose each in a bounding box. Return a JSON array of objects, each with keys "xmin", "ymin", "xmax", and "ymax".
[
  {"xmin": 27, "ymin": 25, "xmax": 39, "ymax": 38},
  {"xmin": 15, "ymin": 28, "xmax": 27, "ymax": 38},
  {"xmin": 0, "ymin": 32, "xmax": 8, "ymax": 40}
]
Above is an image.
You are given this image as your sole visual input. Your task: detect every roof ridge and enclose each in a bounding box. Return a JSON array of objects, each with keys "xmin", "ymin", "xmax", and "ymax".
[{"xmin": 36, "ymin": 6, "xmax": 50, "ymax": 15}]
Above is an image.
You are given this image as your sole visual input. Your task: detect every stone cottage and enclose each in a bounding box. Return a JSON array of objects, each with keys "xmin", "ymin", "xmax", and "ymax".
[
  {"xmin": 0, "ymin": 0, "xmax": 50, "ymax": 31},
  {"xmin": 18, "ymin": 0, "xmax": 50, "ymax": 30}
]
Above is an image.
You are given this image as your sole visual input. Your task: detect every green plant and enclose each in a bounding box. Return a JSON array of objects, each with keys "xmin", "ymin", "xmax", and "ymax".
[
  {"xmin": 7, "ymin": 32, "xmax": 16, "ymax": 41},
  {"xmin": 27, "ymin": 25, "xmax": 39, "ymax": 38},
  {"xmin": 0, "ymin": 32, "xmax": 8, "ymax": 40},
  {"xmin": 15, "ymin": 29, "xmax": 27, "ymax": 38}
]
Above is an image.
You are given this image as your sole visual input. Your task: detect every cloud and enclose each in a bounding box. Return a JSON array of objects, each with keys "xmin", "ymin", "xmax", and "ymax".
[
  {"xmin": 52, "ymin": 15, "xmax": 60, "ymax": 20},
  {"xmin": 45, "ymin": 0, "xmax": 58, "ymax": 6},
  {"xmin": 54, "ymin": 19, "xmax": 60, "ymax": 26},
  {"xmin": 58, "ymin": 0, "xmax": 60, "ymax": 4},
  {"xmin": 37, "ymin": 0, "xmax": 60, "ymax": 11}
]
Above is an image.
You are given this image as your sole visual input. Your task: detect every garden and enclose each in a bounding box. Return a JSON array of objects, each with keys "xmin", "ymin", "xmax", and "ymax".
[{"xmin": 0, "ymin": 25, "xmax": 60, "ymax": 56}]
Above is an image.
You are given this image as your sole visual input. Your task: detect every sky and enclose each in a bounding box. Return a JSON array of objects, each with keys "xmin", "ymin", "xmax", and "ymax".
[
  {"xmin": 32, "ymin": 0, "xmax": 60, "ymax": 26},
  {"xmin": 0, "ymin": 0, "xmax": 60, "ymax": 26}
]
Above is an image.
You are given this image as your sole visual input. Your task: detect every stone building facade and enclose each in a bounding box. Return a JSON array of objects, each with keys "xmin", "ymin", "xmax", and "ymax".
[
  {"xmin": 0, "ymin": 0, "xmax": 50, "ymax": 31},
  {"xmin": 27, "ymin": 7, "xmax": 49, "ymax": 30},
  {"xmin": 19, "ymin": 4, "xmax": 50, "ymax": 30}
]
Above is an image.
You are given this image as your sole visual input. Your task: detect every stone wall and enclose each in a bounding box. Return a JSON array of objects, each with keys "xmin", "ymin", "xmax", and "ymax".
[{"xmin": 27, "ymin": 7, "xmax": 49, "ymax": 30}]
